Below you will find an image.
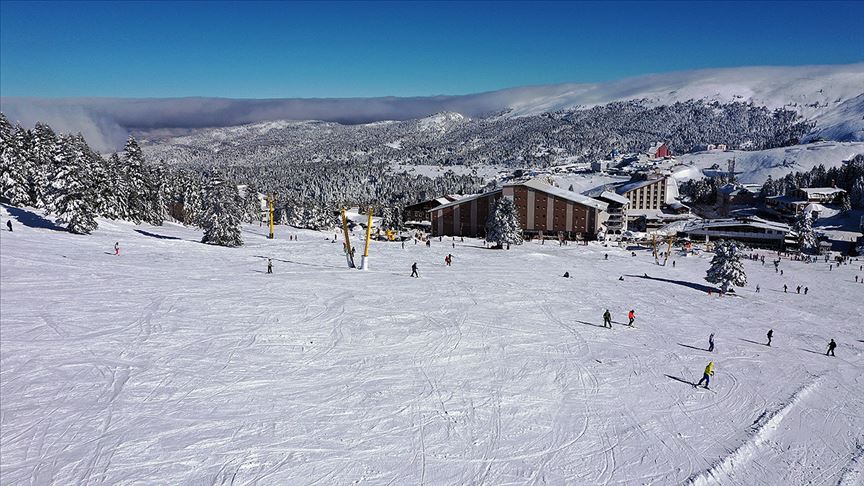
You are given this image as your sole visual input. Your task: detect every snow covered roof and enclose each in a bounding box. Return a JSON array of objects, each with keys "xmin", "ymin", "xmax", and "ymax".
[
  {"xmin": 615, "ymin": 178, "xmax": 664, "ymax": 194},
  {"xmin": 512, "ymin": 179, "xmax": 608, "ymax": 211},
  {"xmin": 682, "ymin": 216, "xmax": 795, "ymax": 234},
  {"xmin": 596, "ymin": 190, "xmax": 630, "ymax": 206},
  {"xmin": 799, "ymin": 187, "xmax": 846, "ymax": 195},
  {"xmin": 430, "ymin": 189, "xmax": 502, "ymax": 212}
]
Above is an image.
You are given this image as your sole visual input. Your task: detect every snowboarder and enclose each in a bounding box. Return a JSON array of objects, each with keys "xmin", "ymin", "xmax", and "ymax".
[
  {"xmin": 114, "ymin": 242, "xmax": 120, "ymax": 256},
  {"xmin": 6, "ymin": 220, "xmax": 11, "ymax": 232},
  {"xmin": 267, "ymin": 259, "xmax": 273, "ymax": 274},
  {"xmin": 696, "ymin": 361, "xmax": 714, "ymax": 389},
  {"xmin": 411, "ymin": 262, "xmax": 419, "ymax": 278},
  {"xmin": 628, "ymin": 309, "xmax": 636, "ymax": 326},
  {"xmin": 602, "ymin": 309, "xmax": 612, "ymax": 328},
  {"xmin": 767, "ymin": 329, "xmax": 773, "ymax": 347},
  {"xmin": 708, "ymin": 333, "xmax": 715, "ymax": 352},
  {"xmin": 826, "ymin": 339, "xmax": 837, "ymax": 356}
]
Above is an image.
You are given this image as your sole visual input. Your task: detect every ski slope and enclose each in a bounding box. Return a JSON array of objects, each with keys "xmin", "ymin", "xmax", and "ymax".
[{"xmin": 1, "ymin": 205, "xmax": 863, "ymax": 485}]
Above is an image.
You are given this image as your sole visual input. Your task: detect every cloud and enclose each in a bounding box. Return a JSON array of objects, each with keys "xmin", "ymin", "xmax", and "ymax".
[{"xmin": 2, "ymin": 63, "xmax": 861, "ymax": 152}]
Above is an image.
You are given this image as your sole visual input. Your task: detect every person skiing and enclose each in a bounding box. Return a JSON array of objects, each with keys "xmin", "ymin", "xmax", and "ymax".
[
  {"xmin": 826, "ymin": 339, "xmax": 837, "ymax": 357},
  {"xmin": 411, "ymin": 262, "xmax": 419, "ymax": 278},
  {"xmin": 267, "ymin": 258, "xmax": 273, "ymax": 274},
  {"xmin": 628, "ymin": 309, "xmax": 636, "ymax": 326},
  {"xmin": 708, "ymin": 333, "xmax": 715, "ymax": 352},
  {"xmin": 5, "ymin": 220, "xmax": 11, "ymax": 232},
  {"xmin": 114, "ymin": 242, "xmax": 120, "ymax": 256},
  {"xmin": 756, "ymin": 284, "xmax": 760, "ymax": 293},
  {"xmin": 804, "ymin": 286, "xmax": 808, "ymax": 295},
  {"xmin": 604, "ymin": 253, "xmax": 608, "ymax": 260},
  {"xmin": 796, "ymin": 285, "xmax": 801, "ymax": 294},
  {"xmin": 696, "ymin": 361, "xmax": 714, "ymax": 389},
  {"xmin": 767, "ymin": 329, "xmax": 773, "ymax": 346},
  {"xmin": 563, "ymin": 271, "xmax": 570, "ymax": 278},
  {"xmin": 783, "ymin": 284, "xmax": 787, "ymax": 293},
  {"xmin": 426, "ymin": 240, "xmax": 431, "ymax": 248},
  {"xmin": 672, "ymin": 260, "xmax": 676, "ymax": 268},
  {"xmin": 602, "ymin": 309, "xmax": 612, "ymax": 328},
  {"xmin": 445, "ymin": 254, "xmax": 452, "ymax": 266}
]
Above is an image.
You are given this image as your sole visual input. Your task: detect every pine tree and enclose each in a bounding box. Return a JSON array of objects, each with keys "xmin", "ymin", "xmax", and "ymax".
[
  {"xmin": 0, "ymin": 122, "xmax": 32, "ymax": 205},
  {"xmin": 792, "ymin": 211, "xmax": 817, "ymax": 253},
  {"xmin": 28, "ymin": 122, "xmax": 58, "ymax": 208},
  {"xmin": 485, "ymin": 197, "xmax": 523, "ymax": 248},
  {"xmin": 122, "ymin": 137, "xmax": 153, "ymax": 223},
  {"xmin": 49, "ymin": 135, "xmax": 98, "ymax": 234},
  {"xmin": 705, "ymin": 240, "xmax": 747, "ymax": 294},
  {"xmin": 200, "ymin": 171, "xmax": 243, "ymax": 247}
]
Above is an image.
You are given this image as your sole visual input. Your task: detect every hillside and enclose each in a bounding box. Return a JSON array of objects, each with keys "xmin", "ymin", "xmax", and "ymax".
[{"xmin": 2, "ymin": 204, "xmax": 862, "ymax": 484}]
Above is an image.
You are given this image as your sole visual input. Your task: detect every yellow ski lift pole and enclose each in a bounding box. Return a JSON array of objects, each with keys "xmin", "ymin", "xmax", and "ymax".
[
  {"xmin": 268, "ymin": 195, "xmax": 275, "ymax": 239},
  {"xmin": 361, "ymin": 206, "xmax": 373, "ymax": 270},
  {"xmin": 341, "ymin": 208, "xmax": 355, "ymax": 268}
]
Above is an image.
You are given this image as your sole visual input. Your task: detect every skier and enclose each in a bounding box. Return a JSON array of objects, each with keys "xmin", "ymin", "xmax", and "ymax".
[
  {"xmin": 826, "ymin": 339, "xmax": 837, "ymax": 357},
  {"xmin": 783, "ymin": 284, "xmax": 787, "ymax": 293},
  {"xmin": 767, "ymin": 329, "xmax": 773, "ymax": 347},
  {"xmin": 804, "ymin": 286, "xmax": 808, "ymax": 295},
  {"xmin": 628, "ymin": 309, "xmax": 636, "ymax": 326},
  {"xmin": 602, "ymin": 309, "xmax": 612, "ymax": 328},
  {"xmin": 618, "ymin": 276, "xmax": 624, "ymax": 281},
  {"xmin": 781, "ymin": 270, "xmax": 784, "ymax": 276},
  {"xmin": 267, "ymin": 258, "xmax": 273, "ymax": 274},
  {"xmin": 796, "ymin": 285, "xmax": 801, "ymax": 294},
  {"xmin": 563, "ymin": 271, "xmax": 570, "ymax": 278},
  {"xmin": 5, "ymin": 220, "xmax": 11, "ymax": 232},
  {"xmin": 708, "ymin": 333, "xmax": 715, "ymax": 352},
  {"xmin": 756, "ymin": 284, "xmax": 760, "ymax": 293},
  {"xmin": 672, "ymin": 260, "xmax": 676, "ymax": 268},
  {"xmin": 445, "ymin": 254, "xmax": 453, "ymax": 266},
  {"xmin": 114, "ymin": 242, "xmax": 120, "ymax": 256},
  {"xmin": 604, "ymin": 253, "xmax": 608, "ymax": 260},
  {"xmin": 426, "ymin": 240, "xmax": 431, "ymax": 248},
  {"xmin": 452, "ymin": 241, "xmax": 455, "ymax": 249},
  {"xmin": 695, "ymin": 361, "xmax": 714, "ymax": 389},
  {"xmin": 411, "ymin": 262, "xmax": 419, "ymax": 278}
]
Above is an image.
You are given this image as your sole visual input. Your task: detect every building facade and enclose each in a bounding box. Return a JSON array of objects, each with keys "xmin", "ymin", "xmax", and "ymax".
[
  {"xmin": 429, "ymin": 179, "xmax": 608, "ymax": 240},
  {"xmin": 616, "ymin": 177, "xmax": 678, "ymax": 211}
]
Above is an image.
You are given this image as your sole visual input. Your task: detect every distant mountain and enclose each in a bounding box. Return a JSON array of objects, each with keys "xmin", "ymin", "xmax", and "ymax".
[{"xmin": 2, "ymin": 63, "xmax": 862, "ymax": 151}]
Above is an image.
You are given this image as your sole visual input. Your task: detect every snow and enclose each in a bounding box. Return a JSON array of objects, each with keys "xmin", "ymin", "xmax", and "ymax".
[
  {"xmin": 500, "ymin": 64, "xmax": 864, "ymax": 138},
  {"xmin": 2, "ymin": 204, "xmax": 863, "ymax": 485},
  {"xmin": 670, "ymin": 141, "xmax": 864, "ymax": 184}
]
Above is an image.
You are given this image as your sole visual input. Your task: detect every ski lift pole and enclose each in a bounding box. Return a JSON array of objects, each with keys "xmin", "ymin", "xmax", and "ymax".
[
  {"xmin": 341, "ymin": 208, "xmax": 355, "ymax": 268},
  {"xmin": 268, "ymin": 195, "xmax": 275, "ymax": 239},
  {"xmin": 360, "ymin": 206, "xmax": 373, "ymax": 270}
]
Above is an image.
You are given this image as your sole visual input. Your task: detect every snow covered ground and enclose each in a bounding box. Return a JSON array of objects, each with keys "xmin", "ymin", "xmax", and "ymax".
[
  {"xmin": 1, "ymin": 204, "xmax": 863, "ymax": 485},
  {"xmin": 670, "ymin": 142, "xmax": 864, "ymax": 184}
]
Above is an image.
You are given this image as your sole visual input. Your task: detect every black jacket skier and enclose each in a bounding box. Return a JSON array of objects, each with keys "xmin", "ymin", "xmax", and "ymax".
[
  {"xmin": 827, "ymin": 339, "xmax": 837, "ymax": 356},
  {"xmin": 411, "ymin": 262, "xmax": 419, "ymax": 278},
  {"xmin": 602, "ymin": 309, "xmax": 612, "ymax": 328}
]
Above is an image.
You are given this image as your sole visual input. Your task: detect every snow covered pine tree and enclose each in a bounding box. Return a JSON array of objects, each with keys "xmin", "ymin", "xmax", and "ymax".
[
  {"xmin": 485, "ymin": 197, "xmax": 523, "ymax": 249},
  {"xmin": 792, "ymin": 211, "xmax": 818, "ymax": 254},
  {"xmin": 48, "ymin": 135, "xmax": 99, "ymax": 234},
  {"xmin": 200, "ymin": 171, "xmax": 244, "ymax": 247},
  {"xmin": 705, "ymin": 240, "xmax": 747, "ymax": 294}
]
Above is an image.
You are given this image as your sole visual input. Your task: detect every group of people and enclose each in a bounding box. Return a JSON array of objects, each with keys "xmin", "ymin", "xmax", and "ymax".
[
  {"xmin": 601, "ymin": 309, "xmax": 636, "ymax": 328},
  {"xmin": 692, "ymin": 330, "xmax": 839, "ymax": 390}
]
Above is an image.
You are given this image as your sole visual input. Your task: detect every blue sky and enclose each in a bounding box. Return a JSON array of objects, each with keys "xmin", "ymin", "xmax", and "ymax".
[{"xmin": 1, "ymin": 0, "xmax": 862, "ymax": 98}]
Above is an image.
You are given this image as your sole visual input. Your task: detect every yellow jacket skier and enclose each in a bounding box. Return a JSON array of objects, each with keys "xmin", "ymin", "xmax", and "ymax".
[{"xmin": 696, "ymin": 361, "xmax": 714, "ymax": 389}]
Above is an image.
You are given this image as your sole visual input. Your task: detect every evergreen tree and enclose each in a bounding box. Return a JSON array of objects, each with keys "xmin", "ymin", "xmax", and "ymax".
[
  {"xmin": 50, "ymin": 135, "xmax": 98, "ymax": 234},
  {"xmin": 28, "ymin": 122, "xmax": 58, "ymax": 207},
  {"xmin": 705, "ymin": 240, "xmax": 747, "ymax": 294},
  {"xmin": 485, "ymin": 197, "xmax": 523, "ymax": 248},
  {"xmin": 0, "ymin": 122, "xmax": 32, "ymax": 205},
  {"xmin": 792, "ymin": 210, "xmax": 818, "ymax": 253},
  {"xmin": 122, "ymin": 137, "xmax": 153, "ymax": 222},
  {"xmin": 200, "ymin": 171, "xmax": 243, "ymax": 247}
]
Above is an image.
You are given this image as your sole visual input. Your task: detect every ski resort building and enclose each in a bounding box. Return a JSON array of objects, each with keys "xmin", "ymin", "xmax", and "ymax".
[
  {"xmin": 647, "ymin": 142, "xmax": 670, "ymax": 159},
  {"xmin": 404, "ymin": 195, "xmax": 462, "ymax": 223},
  {"xmin": 429, "ymin": 179, "xmax": 609, "ymax": 240},
  {"xmin": 615, "ymin": 176, "xmax": 679, "ymax": 211},
  {"xmin": 677, "ymin": 216, "xmax": 798, "ymax": 249},
  {"xmin": 594, "ymin": 190, "xmax": 630, "ymax": 234},
  {"xmin": 765, "ymin": 187, "xmax": 847, "ymax": 217}
]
